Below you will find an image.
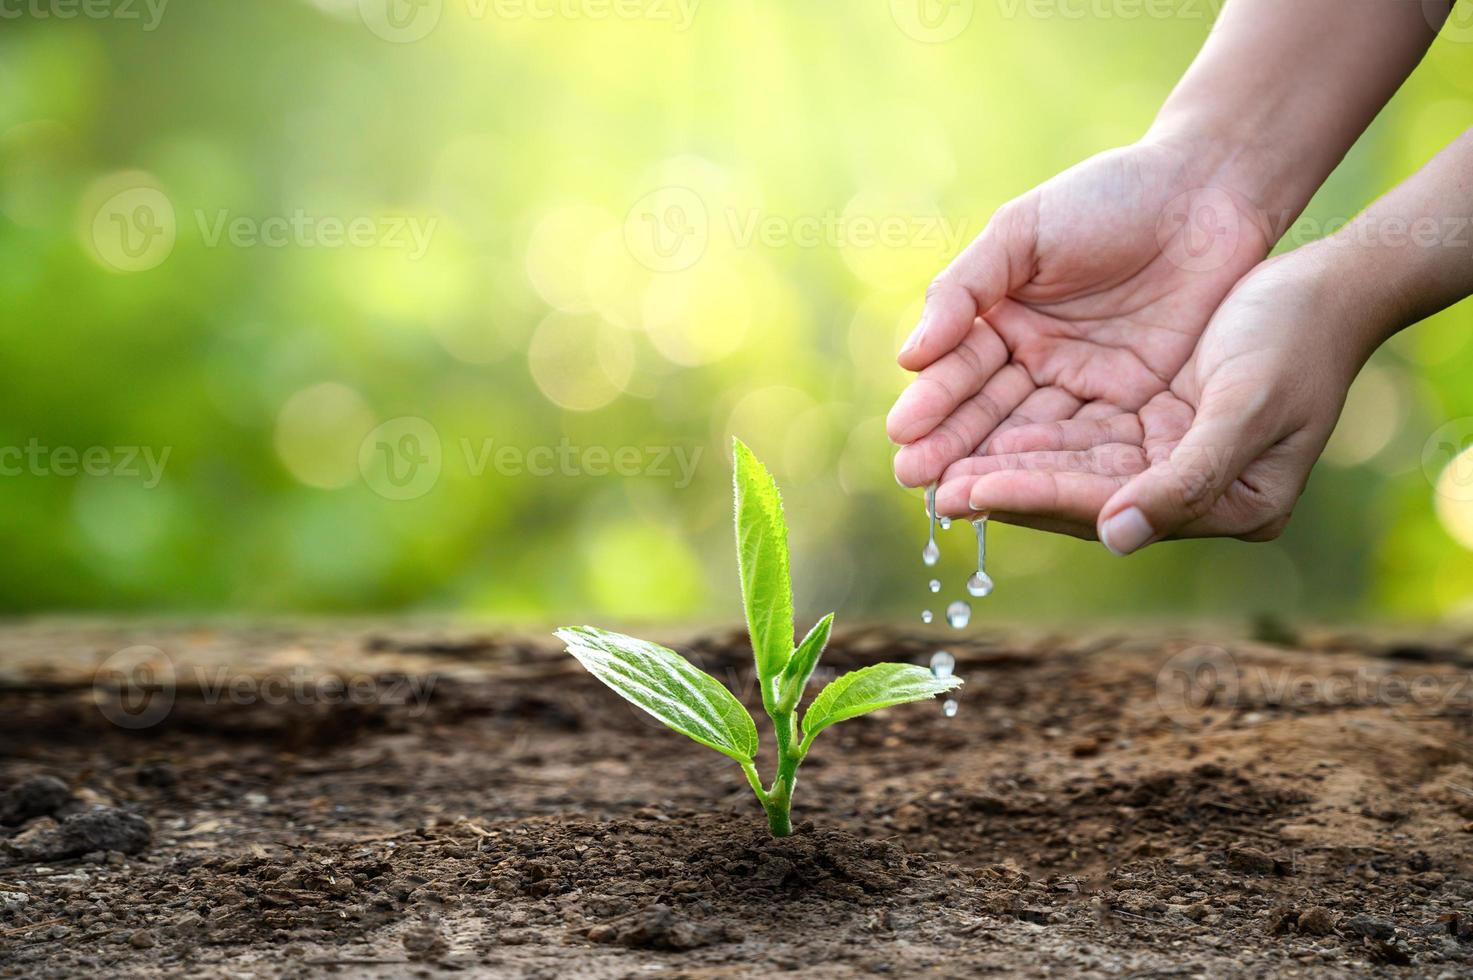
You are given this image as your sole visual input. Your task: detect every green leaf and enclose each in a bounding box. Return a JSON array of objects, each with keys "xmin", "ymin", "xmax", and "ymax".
[
  {"xmin": 802, "ymin": 663, "xmax": 962, "ymax": 740},
  {"xmin": 557, "ymin": 626, "xmax": 759, "ymax": 763},
  {"xmin": 732, "ymin": 438, "xmax": 795, "ymax": 701},
  {"xmin": 776, "ymin": 613, "xmax": 834, "ymax": 712}
]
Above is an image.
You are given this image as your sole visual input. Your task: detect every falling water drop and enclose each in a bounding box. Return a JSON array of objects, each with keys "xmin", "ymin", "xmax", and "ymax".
[
  {"xmin": 942, "ymin": 699, "xmax": 959, "ymax": 718},
  {"xmin": 945, "ymin": 600, "xmax": 971, "ymax": 629},
  {"xmin": 928, "ymin": 579, "xmax": 941, "ymax": 593},
  {"xmin": 929, "ymin": 650, "xmax": 955, "ymax": 679},
  {"xmin": 967, "ymin": 518, "xmax": 994, "ymax": 597},
  {"xmin": 921, "ymin": 609, "xmax": 933, "ymax": 624},
  {"xmin": 922, "ymin": 485, "xmax": 940, "ymax": 566}
]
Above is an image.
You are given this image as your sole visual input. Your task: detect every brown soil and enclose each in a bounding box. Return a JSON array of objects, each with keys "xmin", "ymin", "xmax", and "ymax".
[{"xmin": 4, "ymin": 620, "xmax": 1473, "ymax": 977}]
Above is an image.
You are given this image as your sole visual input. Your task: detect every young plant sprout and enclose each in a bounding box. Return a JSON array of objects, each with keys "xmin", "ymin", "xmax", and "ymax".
[{"xmin": 557, "ymin": 438, "xmax": 962, "ymax": 838}]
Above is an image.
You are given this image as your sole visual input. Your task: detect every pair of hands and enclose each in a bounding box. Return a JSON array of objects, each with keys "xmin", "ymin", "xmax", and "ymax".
[{"xmin": 888, "ymin": 140, "xmax": 1362, "ymax": 554}]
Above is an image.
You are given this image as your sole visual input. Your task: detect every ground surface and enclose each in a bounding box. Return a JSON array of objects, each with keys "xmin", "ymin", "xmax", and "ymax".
[{"xmin": 4, "ymin": 620, "xmax": 1473, "ymax": 978}]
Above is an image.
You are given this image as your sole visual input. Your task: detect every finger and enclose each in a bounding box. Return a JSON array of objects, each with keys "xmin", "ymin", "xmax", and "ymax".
[
  {"xmin": 967, "ymin": 469, "xmax": 1128, "ymax": 527},
  {"xmin": 978, "ymin": 386, "xmax": 1082, "ymax": 451},
  {"xmin": 935, "ymin": 479, "xmax": 1097, "ymax": 538},
  {"xmin": 892, "ymin": 363, "xmax": 1033, "ymax": 487},
  {"xmin": 1097, "ymin": 390, "xmax": 1280, "ymax": 555},
  {"xmin": 887, "ymin": 323, "xmax": 1009, "ymax": 445},
  {"xmin": 898, "ymin": 202, "xmax": 1036, "ymax": 371},
  {"xmin": 1074, "ymin": 400, "xmax": 1127, "ymax": 421},
  {"xmin": 941, "ymin": 444, "xmax": 1148, "ymax": 486},
  {"xmin": 987, "ymin": 414, "xmax": 1143, "ymax": 455}
]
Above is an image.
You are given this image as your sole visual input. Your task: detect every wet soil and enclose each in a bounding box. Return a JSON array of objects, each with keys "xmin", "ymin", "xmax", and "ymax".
[{"xmin": 4, "ymin": 620, "xmax": 1473, "ymax": 977}]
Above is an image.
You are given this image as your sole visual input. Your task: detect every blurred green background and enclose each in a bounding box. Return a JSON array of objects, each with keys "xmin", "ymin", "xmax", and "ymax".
[{"xmin": 2, "ymin": 1, "xmax": 1472, "ymax": 622}]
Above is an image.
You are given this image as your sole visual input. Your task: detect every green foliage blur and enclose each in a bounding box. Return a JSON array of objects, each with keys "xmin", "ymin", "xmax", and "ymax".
[{"xmin": 1, "ymin": 1, "xmax": 1471, "ymax": 622}]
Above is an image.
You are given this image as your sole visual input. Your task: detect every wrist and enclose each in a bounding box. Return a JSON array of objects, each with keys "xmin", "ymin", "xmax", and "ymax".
[
  {"xmin": 1142, "ymin": 108, "xmax": 1312, "ymax": 229},
  {"xmin": 1278, "ymin": 238, "xmax": 1396, "ymax": 374}
]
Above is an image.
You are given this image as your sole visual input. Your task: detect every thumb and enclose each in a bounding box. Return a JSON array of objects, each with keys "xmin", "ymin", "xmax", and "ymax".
[
  {"xmin": 898, "ymin": 199, "xmax": 1036, "ymax": 371},
  {"xmin": 1096, "ymin": 395, "xmax": 1273, "ymax": 555}
]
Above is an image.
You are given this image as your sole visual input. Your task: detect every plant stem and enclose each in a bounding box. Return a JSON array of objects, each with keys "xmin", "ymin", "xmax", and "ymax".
[{"xmin": 760, "ymin": 710, "xmax": 803, "ymax": 838}]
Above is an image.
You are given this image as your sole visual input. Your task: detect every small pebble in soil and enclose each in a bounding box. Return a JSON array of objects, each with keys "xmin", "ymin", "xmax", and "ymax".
[{"xmin": 0, "ymin": 775, "xmax": 71, "ymax": 826}]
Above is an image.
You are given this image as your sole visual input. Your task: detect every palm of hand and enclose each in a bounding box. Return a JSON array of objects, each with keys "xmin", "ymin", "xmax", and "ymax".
[
  {"xmin": 936, "ymin": 258, "xmax": 1340, "ymax": 541},
  {"xmin": 889, "ymin": 142, "xmax": 1269, "ymax": 490}
]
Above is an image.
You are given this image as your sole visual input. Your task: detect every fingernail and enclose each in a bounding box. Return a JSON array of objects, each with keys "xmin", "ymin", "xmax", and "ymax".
[
  {"xmin": 1100, "ymin": 507, "xmax": 1153, "ymax": 556},
  {"xmin": 899, "ymin": 313, "xmax": 930, "ymax": 356}
]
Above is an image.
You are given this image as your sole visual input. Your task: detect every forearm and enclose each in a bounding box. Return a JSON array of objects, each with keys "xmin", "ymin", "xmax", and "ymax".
[
  {"xmin": 1299, "ymin": 128, "xmax": 1473, "ymax": 364},
  {"xmin": 1147, "ymin": 0, "xmax": 1445, "ymax": 219}
]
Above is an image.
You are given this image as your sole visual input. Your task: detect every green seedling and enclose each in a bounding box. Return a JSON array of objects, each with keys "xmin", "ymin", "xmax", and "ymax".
[{"xmin": 557, "ymin": 438, "xmax": 962, "ymax": 837}]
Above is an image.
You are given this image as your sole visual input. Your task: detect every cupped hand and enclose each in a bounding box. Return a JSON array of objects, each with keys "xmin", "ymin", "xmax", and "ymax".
[
  {"xmin": 887, "ymin": 139, "xmax": 1270, "ymax": 490},
  {"xmin": 935, "ymin": 249, "xmax": 1367, "ymax": 553}
]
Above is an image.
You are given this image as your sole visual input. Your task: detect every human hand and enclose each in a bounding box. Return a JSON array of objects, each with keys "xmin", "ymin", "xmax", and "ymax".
[
  {"xmin": 887, "ymin": 138, "xmax": 1271, "ymax": 490},
  {"xmin": 934, "ymin": 247, "xmax": 1370, "ymax": 552}
]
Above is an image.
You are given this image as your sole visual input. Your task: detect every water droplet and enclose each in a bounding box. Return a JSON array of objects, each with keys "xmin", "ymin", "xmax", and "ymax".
[
  {"xmin": 928, "ymin": 579, "xmax": 941, "ymax": 593},
  {"xmin": 922, "ymin": 485, "xmax": 939, "ymax": 566},
  {"xmin": 942, "ymin": 699, "xmax": 959, "ymax": 718},
  {"xmin": 921, "ymin": 609, "xmax": 933, "ymax": 624},
  {"xmin": 929, "ymin": 651, "xmax": 955, "ymax": 679},
  {"xmin": 970, "ymin": 517, "xmax": 992, "ymax": 597},
  {"xmin": 939, "ymin": 516, "xmax": 952, "ymax": 531},
  {"xmin": 945, "ymin": 600, "xmax": 971, "ymax": 629}
]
